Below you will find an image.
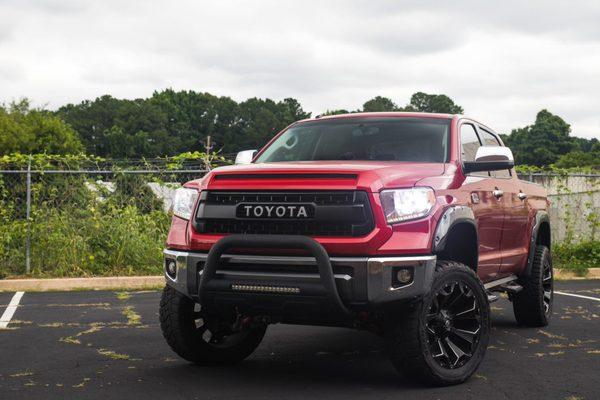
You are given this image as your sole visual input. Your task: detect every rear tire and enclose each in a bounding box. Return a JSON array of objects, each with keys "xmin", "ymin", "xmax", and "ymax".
[
  {"xmin": 513, "ymin": 245, "xmax": 553, "ymax": 327},
  {"xmin": 159, "ymin": 286, "xmax": 266, "ymax": 365},
  {"xmin": 387, "ymin": 260, "xmax": 490, "ymax": 386}
]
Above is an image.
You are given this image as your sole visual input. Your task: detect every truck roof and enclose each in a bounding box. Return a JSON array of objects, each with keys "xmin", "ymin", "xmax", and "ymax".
[{"xmin": 302, "ymin": 111, "xmax": 461, "ymax": 123}]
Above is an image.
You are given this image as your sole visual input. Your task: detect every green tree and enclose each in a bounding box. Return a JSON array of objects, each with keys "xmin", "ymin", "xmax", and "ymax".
[
  {"xmin": 402, "ymin": 92, "xmax": 464, "ymax": 114},
  {"xmin": 553, "ymin": 150, "xmax": 600, "ymax": 169},
  {"xmin": 0, "ymin": 99, "xmax": 83, "ymax": 155},
  {"xmin": 57, "ymin": 90, "xmax": 311, "ymax": 157},
  {"xmin": 503, "ymin": 110, "xmax": 574, "ymax": 166},
  {"xmin": 362, "ymin": 96, "xmax": 398, "ymax": 112}
]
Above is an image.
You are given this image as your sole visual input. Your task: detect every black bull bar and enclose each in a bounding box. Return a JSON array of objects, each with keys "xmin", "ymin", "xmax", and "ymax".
[{"xmin": 198, "ymin": 234, "xmax": 353, "ymax": 318}]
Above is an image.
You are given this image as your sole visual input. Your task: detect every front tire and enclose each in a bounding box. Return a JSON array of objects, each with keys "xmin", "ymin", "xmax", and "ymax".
[
  {"xmin": 159, "ymin": 286, "xmax": 266, "ymax": 365},
  {"xmin": 387, "ymin": 260, "xmax": 490, "ymax": 386},
  {"xmin": 513, "ymin": 245, "xmax": 553, "ymax": 327}
]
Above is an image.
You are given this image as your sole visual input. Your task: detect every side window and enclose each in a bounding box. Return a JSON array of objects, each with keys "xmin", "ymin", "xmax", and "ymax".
[
  {"xmin": 479, "ymin": 128, "xmax": 511, "ymax": 178},
  {"xmin": 460, "ymin": 123, "xmax": 488, "ymax": 177}
]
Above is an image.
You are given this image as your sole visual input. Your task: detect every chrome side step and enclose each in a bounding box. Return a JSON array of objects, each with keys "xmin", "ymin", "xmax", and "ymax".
[
  {"xmin": 484, "ymin": 275, "xmax": 523, "ymax": 303},
  {"xmin": 484, "ymin": 275, "xmax": 518, "ymax": 290}
]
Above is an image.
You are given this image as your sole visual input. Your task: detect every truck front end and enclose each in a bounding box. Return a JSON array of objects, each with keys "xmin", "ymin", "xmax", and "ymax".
[{"xmin": 163, "ymin": 114, "xmax": 454, "ymax": 326}]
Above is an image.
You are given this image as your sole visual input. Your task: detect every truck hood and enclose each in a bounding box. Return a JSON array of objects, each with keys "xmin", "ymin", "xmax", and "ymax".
[{"xmin": 200, "ymin": 161, "xmax": 446, "ymax": 192}]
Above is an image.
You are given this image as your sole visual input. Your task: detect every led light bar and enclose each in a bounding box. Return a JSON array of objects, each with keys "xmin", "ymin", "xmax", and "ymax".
[{"xmin": 231, "ymin": 284, "xmax": 300, "ymax": 294}]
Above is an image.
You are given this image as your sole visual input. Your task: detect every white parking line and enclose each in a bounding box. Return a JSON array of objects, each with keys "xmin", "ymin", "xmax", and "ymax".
[
  {"xmin": 555, "ymin": 291, "xmax": 600, "ymax": 302},
  {"xmin": 0, "ymin": 291, "xmax": 25, "ymax": 329}
]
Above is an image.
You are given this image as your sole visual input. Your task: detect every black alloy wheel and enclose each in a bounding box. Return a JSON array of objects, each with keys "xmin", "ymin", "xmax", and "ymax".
[
  {"xmin": 425, "ymin": 281, "xmax": 482, "ymax": 369},
  {"xmin": 541, "ymin": 255, "xmax": 553, "ymax": 316},
  {"xmin": 387, "ymin": 261, "xmax": 490, "ymax": 386}
]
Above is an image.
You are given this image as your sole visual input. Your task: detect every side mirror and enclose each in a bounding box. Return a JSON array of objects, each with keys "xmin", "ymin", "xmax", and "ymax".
[
  {"xmin": 463, "ymin": 146, "xmax": 515, "ymax": 173},
  {"xmin": 235, "ymin": 150, "xmax": 257, "ymax": 165}
]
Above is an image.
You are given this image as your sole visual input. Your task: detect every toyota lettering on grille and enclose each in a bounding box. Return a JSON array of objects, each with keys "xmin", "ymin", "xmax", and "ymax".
[{"xmin": 236, "ymin": 203, "xmax": 315, "ymax": 219}]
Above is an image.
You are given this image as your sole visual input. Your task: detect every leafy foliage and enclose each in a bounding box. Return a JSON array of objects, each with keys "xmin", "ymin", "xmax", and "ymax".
[
  {"xmin": 554, "ymin": 240, "xmax": 600, "ymax": 275},
  {"xmin": 362, "ymin": 96, "xmax": 398, "ymax": 112},
  {"xmin": 553, "ymin": 150, "xmax": 600, "ymax": 169},
  {"xmin": 56, "ymin": 90, "xmax": 311, "ymax": 157},
  {"xmin": 503, "ymin": 110, "xmax": 574, "ymax": 166},
  {"xmin": 2, "ymin": 91, "xmax": 598, "ymax": 168},
  {"xmin": 0, "ymin": 153, "xmax": 174, "ymax": 278},
  {"xmin": 403, "ymin": 92, "xmax": 464, "ymax": 114},
  {"xmin": 0, "ymin": 99, "xmax": 83, "ymax": 155}
]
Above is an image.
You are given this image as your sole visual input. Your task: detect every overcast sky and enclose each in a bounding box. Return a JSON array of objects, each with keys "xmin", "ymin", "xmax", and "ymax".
[{"xmin": 1, "ymin": 0, "xmax": 599, "ymax": 139}]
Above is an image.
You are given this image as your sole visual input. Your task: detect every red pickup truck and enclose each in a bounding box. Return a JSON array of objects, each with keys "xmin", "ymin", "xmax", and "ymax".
[{"xmin": 159, "ymin": 112, "xmax": 553, "ymax": 386}]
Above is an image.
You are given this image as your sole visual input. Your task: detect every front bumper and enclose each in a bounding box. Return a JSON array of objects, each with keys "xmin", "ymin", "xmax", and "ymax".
[{"xmin": 164, "ymin": 236, "xmax": 436, "ymax": 318}]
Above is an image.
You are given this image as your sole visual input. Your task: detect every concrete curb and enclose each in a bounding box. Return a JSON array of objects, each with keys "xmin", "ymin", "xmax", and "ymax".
[
  {"xmin": 555, "ymin": 268, "xmax": 600, "ymax": 280},
  {"xmin": 0, "ymin": 276, "xmax": 165, "ymax": 292},
  {"xmin": 0, "ymin": 268, "xmax": 598, "ymax": 292}
]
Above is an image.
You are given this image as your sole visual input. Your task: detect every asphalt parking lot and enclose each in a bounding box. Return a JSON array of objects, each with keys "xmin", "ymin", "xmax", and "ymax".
[{"xmin": 1, "ymin": 281, "xmax": 599, "ymax": 400}]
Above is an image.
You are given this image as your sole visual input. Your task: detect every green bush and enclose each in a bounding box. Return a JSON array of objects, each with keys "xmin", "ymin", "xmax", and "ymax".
[
  {"xmin": 0, "ymin": 205, "xmax": 170, "ymax": 278},
  {"xmin": 553, "ymin": 240, "xmax": 600, "ymax": 275},
  {"xmin": 0, "ymin": 153, "xmax": 174, "ymax": 278}
]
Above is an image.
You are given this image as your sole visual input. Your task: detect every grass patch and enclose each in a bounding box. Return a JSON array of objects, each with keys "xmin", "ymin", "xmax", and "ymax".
[
  {"xmin": 122, "ymin": 305, "xmax": 141, "ymax": 326},
  {"xmin": 59, "ymin": 336, "xmax": 81, "ymax": 345},
  {"xmin": 10, "ymin": 371, "xmax": 33, "ymax": 378},
  {"xmin": 97, "ymin": 348, "xmax": 132, "ymax": 360},
  {"xmin": 554, "ymin": 240, "xmax": 600, "ymax": 275},
  {"xmin": 0, "ymin": 206, "xmax": 169, "ymax": 279},
  {"xmin": 115, "ymin": 291, "xmax": 131, "ymax": 301}
]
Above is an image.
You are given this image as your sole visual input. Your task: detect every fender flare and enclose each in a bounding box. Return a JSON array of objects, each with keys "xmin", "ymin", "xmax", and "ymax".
[
  {"xmin": 432, "ymin": 205, "xmax": 478, "ymax": 254},
  {"xmin": 524, "ymin": 210, "xmax": 551, "ymax": 277}
]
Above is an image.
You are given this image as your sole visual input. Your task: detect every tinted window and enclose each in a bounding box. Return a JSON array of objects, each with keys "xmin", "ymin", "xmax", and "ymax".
[
  {"xmin": 256, "ymin": 118, "xmax": 450, "ymax": 163},
  {"xmin": 479, "ymin": 128, "xmax": 511, "ymax": 178}
]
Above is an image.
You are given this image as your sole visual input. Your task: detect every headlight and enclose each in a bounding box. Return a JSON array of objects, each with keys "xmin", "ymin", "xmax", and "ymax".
[
  {"xmin": 172, "ymin": 188, "xmax": 199, "ymax": 220},
  {"xmin": 380, "ymin": 187, "xmax": 436, "ymax": 224}
]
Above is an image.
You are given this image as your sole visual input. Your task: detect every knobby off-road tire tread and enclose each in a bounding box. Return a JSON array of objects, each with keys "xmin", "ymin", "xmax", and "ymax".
[
  {"xmin": 387, "ymin": 260, "xmax": 489, "ymax": 386},
  {"xmin": 159, "ymin": 285, "xmax": 266, "ymax": 365},
  {"xmin": 513, "ymin": 245, "xmax": 551, "ymax": 327},
  {"xmin": 159, "ymin": 285, "xmax": 200, "ymax": 362}
]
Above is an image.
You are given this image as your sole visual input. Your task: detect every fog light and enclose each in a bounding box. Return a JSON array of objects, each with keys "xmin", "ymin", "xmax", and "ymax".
[
  {"xmin": 166, "ymin": 260, "xmax": 177, "ymax": 278},
  {"xmin": 392, "ymin": 267, "xmax": 414, "ymax": 288}
]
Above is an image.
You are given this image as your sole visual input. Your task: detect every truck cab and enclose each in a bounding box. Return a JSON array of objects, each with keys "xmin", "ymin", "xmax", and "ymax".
[{"xmin": 160, "ymin": 112, "xmax": 553, "ymax": 386}]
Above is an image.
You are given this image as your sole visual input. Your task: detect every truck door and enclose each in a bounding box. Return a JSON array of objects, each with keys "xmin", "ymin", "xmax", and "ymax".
[
  {"xmin": 478, "ymin": 127, "xmax": 529, "ymax": 276},
  {"xmin": 459, "ymin": 122, "xmax": 503, "ymax": 281}
]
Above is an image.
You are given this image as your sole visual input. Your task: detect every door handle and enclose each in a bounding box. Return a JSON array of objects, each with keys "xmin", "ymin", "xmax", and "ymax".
[
  {"xmin": 518, "ymin": 192, "xmax": 527, "ymax": 200},
  {"xmin": 492, "ymin": 189, "xmax": 504, "ymax": 199}
]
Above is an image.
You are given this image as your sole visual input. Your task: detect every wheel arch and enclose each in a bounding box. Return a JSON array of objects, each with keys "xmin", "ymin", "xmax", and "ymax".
[
  {"xmin": 433, "ymin": 206, "xmax": 479, "ymax": 272},
  {"xmin": 524, "ymin": 211, "xmax": 551, "ymax": 277}
]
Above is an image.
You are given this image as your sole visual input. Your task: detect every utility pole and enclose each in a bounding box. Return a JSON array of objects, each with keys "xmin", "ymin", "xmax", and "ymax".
[{"xmin": 203, "ymin": 136, "xmax": 213, "ymax": 171}]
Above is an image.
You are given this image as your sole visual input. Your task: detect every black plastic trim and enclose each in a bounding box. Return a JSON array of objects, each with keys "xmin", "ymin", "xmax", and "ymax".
[
  {"xmin": 463, "ymin": 160, "xmax": 515, "ymax": 173},
  {"xmin": 524, "ymin": 210, "xmax": 550, "ymax": 277},
  {"xmin": 432, "ymin": 206, "xmax": 478, "ymax": 253}
]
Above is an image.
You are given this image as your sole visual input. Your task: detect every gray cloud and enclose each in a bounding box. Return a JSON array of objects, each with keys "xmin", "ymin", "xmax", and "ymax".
[{"xmin": 0, "ymin": 0, "xmax": 598, "ymax": 139}]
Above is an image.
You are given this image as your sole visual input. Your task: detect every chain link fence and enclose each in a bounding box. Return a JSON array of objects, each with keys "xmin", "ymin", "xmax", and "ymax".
[
  {"xmin": 1, "ymin": 162, "xmax": 598, "ymax": 277},
  {"xmin": 0, "ymin": 157, "xmax": 215, "ymax": 278},
  {"xmin": 518, "ymin": 172, "xmax": 600, "ymax": 243}
]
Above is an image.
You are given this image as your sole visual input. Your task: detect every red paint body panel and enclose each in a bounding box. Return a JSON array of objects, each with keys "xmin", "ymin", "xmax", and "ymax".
[{"xmin": 166, "ymin": 112, "xmax": 548, "ymax": 281}]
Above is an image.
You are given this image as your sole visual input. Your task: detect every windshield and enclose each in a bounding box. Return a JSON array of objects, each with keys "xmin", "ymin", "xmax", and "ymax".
[{"xmin": 255, "ymin": 117, "xmax": 450, "ymax": 163}]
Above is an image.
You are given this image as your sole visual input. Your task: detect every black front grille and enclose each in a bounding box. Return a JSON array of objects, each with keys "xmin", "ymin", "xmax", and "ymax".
[
  {"xmin": 194, "ymin": 191, "xmax": 374, "ymax": 237},
  {"xmin": 203, "ymin": 219, "xmax": 353, "ymax": 237},
  {"xmin": 206, "ymin": 191, "xmax": 355, "ymax": 206}
]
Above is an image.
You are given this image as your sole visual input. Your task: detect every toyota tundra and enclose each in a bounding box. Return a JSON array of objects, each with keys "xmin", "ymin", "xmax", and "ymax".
[{"xmin": 159, "ymin": 112, "xmax": 553, "ymax": 386}]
